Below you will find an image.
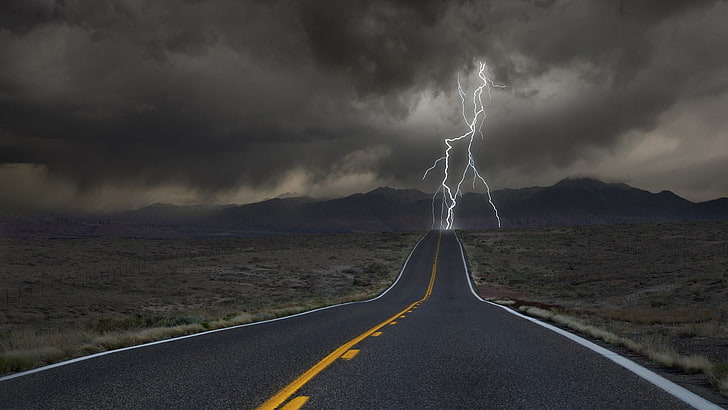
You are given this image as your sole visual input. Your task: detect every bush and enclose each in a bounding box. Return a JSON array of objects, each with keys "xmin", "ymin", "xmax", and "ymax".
[{"xmin": 0, "ymin": 355, "xmax": 34, "ymax": 373}]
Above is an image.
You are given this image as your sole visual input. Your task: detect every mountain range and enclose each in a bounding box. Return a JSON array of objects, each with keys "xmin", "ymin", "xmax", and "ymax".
[{"xmin": 2, "ymin": 178, "xmax": 726, "ymax": 238}]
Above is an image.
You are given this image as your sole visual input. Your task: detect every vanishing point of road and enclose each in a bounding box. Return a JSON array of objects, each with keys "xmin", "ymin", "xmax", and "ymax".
[{"xmin": 1, "ymin": 231, "xmax": 720, "ymax": 409}]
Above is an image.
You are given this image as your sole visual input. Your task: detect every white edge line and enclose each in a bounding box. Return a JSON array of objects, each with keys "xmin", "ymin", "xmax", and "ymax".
[
  {"xmin": 0, "ymin": 231, "xmax": 431, "ymax": 383},
  {"xmin": 454, "ymin": 231, "xmax": 723, "ymax": 410}
]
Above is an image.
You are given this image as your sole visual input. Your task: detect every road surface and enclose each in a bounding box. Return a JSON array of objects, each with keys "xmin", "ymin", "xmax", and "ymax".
[{"xmin": 0, "ymin": 231, "xmax": 718, "ymax": 409}]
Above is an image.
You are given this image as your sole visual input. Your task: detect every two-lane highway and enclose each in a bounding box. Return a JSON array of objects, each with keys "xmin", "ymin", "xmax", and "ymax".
[
  {"xmin": 282, "ymin": 231, "xmax": 707, "ymax": 409},
  {"xmin": 261, "ymin": 231, "xmax": 705, "ymax": 409},
  {"xmin": 1, "ymin": 231, "xmax": 720, "ymax": 408},
  {"xmin": 0, "ymin": 232, "xmax": 437, "ymax": 408}
]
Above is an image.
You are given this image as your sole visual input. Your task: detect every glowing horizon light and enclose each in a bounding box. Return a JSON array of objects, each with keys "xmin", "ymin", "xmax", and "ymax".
[{"xmin": 423, "ymin": 61, "xmax": 504, "ymax": 230}]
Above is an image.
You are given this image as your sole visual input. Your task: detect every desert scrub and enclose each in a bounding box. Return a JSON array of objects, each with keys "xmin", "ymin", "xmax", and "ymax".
[
  {"xmin": 92, "ymin": 313, "xmax": 207, "ymax": 332},
  {"xmin": 461, "ymin": 221, "xmax": 728, "ymax": 396},
  {"xmin": 0, "ymin": 231, "xmax": 423, "ymax": 375},
  {"xmin": 596, "ymin": 308, "xmax": 719, "ymax": 325},
  {"xmin": 0, "ymin": 347, "xmax": 65, "ymax": 373},
  {"xmin": 712, "ymin": 364, "xmax": 728, "ymax": 395},
  {"xmin": 518, "ymin": 306, "xmax": 718, "ymax": 387}
]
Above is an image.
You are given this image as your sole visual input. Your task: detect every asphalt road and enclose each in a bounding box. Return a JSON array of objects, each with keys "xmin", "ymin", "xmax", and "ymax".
[{"xmin": 0, "ymin": 231, "xmax": 715, "ymax": 409}]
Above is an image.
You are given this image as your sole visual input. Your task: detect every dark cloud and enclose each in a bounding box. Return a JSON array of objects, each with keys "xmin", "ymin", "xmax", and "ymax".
[
  {"xmin": 0, "ymin": 0, "xmax": 726, "ymax": 209},
  {"xmin": 297, "ymin": 0, "xmax": 458, "ymax": 96}
]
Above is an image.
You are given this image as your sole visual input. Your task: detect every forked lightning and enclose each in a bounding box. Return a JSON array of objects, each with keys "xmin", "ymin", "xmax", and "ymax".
[{"xmin": 423, "ymin": 61, "xmax": 504, "ymax": 229}]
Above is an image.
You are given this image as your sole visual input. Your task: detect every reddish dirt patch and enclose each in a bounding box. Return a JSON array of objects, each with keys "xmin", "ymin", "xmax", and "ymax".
[
  {"xmin": 475, "ymin": 285, "xmax": 564, "ymax": 311},
  {"xmin": 475, "ymin": 284, "xmax": 529, "ymax": 300},
  {"xmin": 509, "ymin": 298, "xmax": 563, "ymax": 311}
]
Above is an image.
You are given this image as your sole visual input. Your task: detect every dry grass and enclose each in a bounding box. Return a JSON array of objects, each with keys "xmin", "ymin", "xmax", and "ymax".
[
  {"xmin": 519, "ymin": 306, "xmax": 712, "ymax": 374},
  {"xmin": 714, "ymin": 364, "xmax": 728, "ymax": 396},
  {"xmin": 460, "ymin": 220, "xmax": 728, "ymax": 396},
  {"xmin": 596, "ymin": 308, "xmax": 719, "ymax": 325},
  {"xmin": 0, "ymin": 231, "xmax": 422, "ymax": 375}
]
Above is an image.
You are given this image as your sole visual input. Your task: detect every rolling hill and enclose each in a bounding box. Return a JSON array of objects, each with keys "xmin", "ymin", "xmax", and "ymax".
[{"xmin": 1, "ymin": 178, "xmax": 726, "ymax": 237}]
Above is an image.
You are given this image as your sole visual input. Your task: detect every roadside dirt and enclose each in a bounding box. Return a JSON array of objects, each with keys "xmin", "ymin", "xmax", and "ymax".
[{"xmin": 460, "ymin": 220, "xmax": 728, "ymax": 397}]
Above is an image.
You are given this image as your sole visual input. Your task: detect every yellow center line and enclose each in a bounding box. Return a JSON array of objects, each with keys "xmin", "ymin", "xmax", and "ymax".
[
  {"xmin": 256, "ymin": 231, "xmax": 442, "ymax": 410},
  {"xmin": 280, "ymin": 396, "xmax": 308, "ymax": 410}
]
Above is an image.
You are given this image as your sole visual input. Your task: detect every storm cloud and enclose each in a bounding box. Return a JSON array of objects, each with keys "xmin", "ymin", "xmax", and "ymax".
[{"xmin": 1, "ymin": 0, "xmax": 727, "ymax": 210}]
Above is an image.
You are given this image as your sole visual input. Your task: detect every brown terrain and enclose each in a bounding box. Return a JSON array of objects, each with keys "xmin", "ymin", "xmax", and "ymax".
[
  {"xmin": 459, "ymin": 220, "xmax": 728, "ymax": 395},
  {"xmin": 0, "ymin": 231, "xmax": 422, "ymax": 374},
  {"xmin": 2, "ymin": 219, "xmax": 726, "ymax": 396}
]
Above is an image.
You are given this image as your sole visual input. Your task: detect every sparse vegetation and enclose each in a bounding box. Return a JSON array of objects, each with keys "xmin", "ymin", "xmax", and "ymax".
[
  {"xmin": 460, "ymin": 220, "xmax": 728, "ymax": 397},
  {"xmin": 0, "ymin": 231, "xmax": 422, "ymax": 375}
]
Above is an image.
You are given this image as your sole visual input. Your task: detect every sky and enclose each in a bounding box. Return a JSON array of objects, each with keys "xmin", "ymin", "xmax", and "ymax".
[{"xmin": 1, "ymin": 0, "xmax": 727, "ymax": 212}]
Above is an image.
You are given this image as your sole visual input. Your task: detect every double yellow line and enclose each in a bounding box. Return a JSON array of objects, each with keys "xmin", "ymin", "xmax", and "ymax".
[{"xmin": 257, "ymin": 232, "xmax": 442, "ymax": 410}]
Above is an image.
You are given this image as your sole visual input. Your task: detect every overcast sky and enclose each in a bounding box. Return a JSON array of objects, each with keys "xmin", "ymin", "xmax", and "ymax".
[{"xmin": 1, "ymin": 0, "xmax": 727, "ymax": 212}]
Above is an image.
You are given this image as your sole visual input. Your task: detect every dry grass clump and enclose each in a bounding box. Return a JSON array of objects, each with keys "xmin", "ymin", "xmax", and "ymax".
[
  {"xmin": 713, "ymin": 364, "xmax": 728, "ymax": 396},
  {"xmin": 0, "ymin": 347, "xmax": 65, "ymax": 374},
  {"xmin": 519, "ymin": 306, "xmax": 642, "ymax": 354},
  {"xmin": 0, "ymin": 231, "xmax": 422, "ymax": 375},
  {"xmin": 461, "ymin": 220, "xmax": 728, "ymax": 396},
  {"xmin": 518, "ymin": 305, "xmax": 726, "ymax": 390},
  {"xmin": 597, "ymin": 308, "xmax": 719, "ymax": 325}
]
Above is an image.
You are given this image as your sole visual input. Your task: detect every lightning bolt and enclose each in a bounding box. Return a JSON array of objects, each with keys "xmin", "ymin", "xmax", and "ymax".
[{"xmin": 423, "ymin": 61, "xmax": 504, "ymax": 230}]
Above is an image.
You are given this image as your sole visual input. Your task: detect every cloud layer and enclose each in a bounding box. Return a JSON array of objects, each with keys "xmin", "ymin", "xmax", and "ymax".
[{"xmin": 1, "ymin": 0, "xmax": 727, "ymax": 210}]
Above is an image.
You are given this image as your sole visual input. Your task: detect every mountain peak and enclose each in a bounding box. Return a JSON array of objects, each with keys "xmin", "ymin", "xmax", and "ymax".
[
  {"xmin": 350, "ymin": 186, "xmax": 431, "ymax": 204},
  {"xmin": 367, "ymin": 186, "xmax": 398, "ymax": 194},
  {"xmin": 552, "ymin": 177, "xmax": 633, "ymax": 191}
]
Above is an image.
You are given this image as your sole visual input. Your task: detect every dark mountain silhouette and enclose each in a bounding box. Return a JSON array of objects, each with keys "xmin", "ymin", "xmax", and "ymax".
[
  {"xmin": 483, "ymin": 178, "xmax": 697, "ymax": 227},
  {"xmin": 111, "ymin": 203, "xmax": 230, "ymax": 225},
  {"xmin": 212, "ymin": 187, "xmax": 432, "ymax": 234},
  {"xmin": 1, "ymin": 178, "xmax": 726, "ymax": 238},
  {"xmin": 679, "ymin": 197, "xmax": 728, "ymax": 220}
]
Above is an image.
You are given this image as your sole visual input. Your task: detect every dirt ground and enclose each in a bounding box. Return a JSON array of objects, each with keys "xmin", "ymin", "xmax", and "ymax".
[
  {"xmin": 459, "ymin": 220, "xmax": 728, "ymax": 377},
  {"xmin": 3, "ymin": 221, "xmax": 726, "ymax": 389},
  {"xmin": 0, "ymin": 231, "xmax": 422, "ymax": 373}
]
